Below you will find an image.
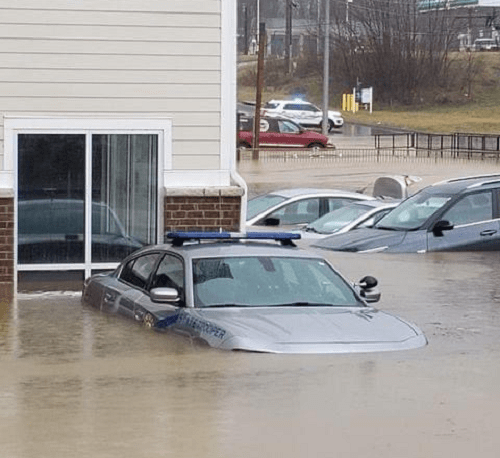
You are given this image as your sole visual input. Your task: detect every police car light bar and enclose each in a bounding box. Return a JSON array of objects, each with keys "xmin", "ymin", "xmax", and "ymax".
[{"xmin": 166, "ymin": 231, "xmax": 301, "ymax": 246}]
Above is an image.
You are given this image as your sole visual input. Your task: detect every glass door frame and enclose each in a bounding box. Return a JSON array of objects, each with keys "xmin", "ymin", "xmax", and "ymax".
[{"xmin": 5, "ymin": 117, "xmax": 171, "ymax": 283}]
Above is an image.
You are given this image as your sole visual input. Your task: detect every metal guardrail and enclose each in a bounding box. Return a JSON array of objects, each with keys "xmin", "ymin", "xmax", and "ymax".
[
  {"xmin": 237, "ymin": 146, "xmax": 500, "ymax": 162},
  {"xmin": 374, "ymin": 132, "xmax": 500, "ymax": 159}
]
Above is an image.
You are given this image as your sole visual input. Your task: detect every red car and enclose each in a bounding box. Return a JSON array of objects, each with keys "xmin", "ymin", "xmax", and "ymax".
[{"xmin": 238, "ymin": 115, "xmax": 334, "ymax": 150}]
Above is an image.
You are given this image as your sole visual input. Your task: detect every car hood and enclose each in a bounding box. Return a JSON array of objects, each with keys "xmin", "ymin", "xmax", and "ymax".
[
  {"xmin": 312, "ymin": 227, "xmax": 407, "ymax": 252},
  {"xmin": 194, "ymin": 306, "xmax": 426, "ymax": 354},
  {"xmin": 305, "ymin": 131, "xmax": 330, "ymax": 141}
]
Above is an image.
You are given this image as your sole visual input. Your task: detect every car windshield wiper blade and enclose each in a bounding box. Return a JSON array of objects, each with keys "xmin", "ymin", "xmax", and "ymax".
[
  {"xmin": 204, "ymin": 304, "xmax": 247, "ymax": 308},
  {"xmin": 204, "ymin": 303, "xmax": 335, "ymax": 308},
  {"xmin": 306, "ymin": 227, "xmax": 332, "ymax": 235},
  {"xmin": 280, "ymin": 302, "xmax": 333, "ymax": 307},
  {"xmin": 375, "ymin": 225, "xmax": 400, "ymax": 231}
]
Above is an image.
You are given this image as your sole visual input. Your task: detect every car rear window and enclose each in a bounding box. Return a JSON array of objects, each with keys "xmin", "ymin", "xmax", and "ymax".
[{"xmin": 238, "ymin": 117, "xmax": 253, "ymax": 131}]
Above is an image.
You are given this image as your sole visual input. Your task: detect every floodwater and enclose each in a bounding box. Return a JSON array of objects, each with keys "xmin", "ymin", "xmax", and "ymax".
[{"xmin": 1, "ymin": 154, "xmax": 500, "ymax": 458}]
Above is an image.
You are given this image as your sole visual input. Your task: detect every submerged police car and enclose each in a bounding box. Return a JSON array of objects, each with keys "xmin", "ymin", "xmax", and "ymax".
[{"xmin": 82, "ymin": 232, "xmax": 426, "ymax": 354}]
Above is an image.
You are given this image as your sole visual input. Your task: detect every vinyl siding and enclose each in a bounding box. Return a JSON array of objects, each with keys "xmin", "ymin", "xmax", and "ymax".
[{"xmin": 0, "ymin": 0, "xmax": 223, "ymax": 169}]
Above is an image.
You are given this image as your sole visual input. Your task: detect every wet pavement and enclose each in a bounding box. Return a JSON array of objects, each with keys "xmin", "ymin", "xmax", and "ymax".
[{"xmin": 1, "ymin": 151, "xmax": 500, "ymax": 458}]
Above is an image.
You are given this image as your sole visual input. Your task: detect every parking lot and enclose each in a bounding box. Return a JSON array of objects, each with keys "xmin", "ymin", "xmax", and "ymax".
[
  {"xmin": 1, "ymin": 145, "xmax": 500, "ymax": 458},
  {"xmin": 238, "ymin": 132, "xmax": 500, "ymax": 198}
]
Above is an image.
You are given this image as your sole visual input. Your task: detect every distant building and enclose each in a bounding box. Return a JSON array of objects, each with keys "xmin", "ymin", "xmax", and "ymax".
[
  {"xmin": 260, "ymin": 18, "xmax": 320, "ymax": 57},
  {"xmin": 417, "ymin": 0, "xmax": 500, "ymax": 49}
]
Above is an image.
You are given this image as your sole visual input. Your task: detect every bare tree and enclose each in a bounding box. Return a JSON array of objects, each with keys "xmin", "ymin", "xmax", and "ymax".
[
  {"xmin": 329, "ymin": 0, "xmax": 458, "ymax": 105},
  {"xmin": 237, "ymin": 0, "xmax": 464, "ymax": 106}
]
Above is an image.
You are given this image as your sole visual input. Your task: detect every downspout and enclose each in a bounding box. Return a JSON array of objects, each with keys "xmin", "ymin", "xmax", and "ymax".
[
  {"xmin": 230, "ymin": 158, "xmax": 248, "ymax": 231},
  {"xmin": 223, "ymin": 0, "xmax": 247, "ymax": 232}
]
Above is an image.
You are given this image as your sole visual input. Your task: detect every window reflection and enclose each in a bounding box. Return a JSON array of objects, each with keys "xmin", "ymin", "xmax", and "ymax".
[
  {"xmin": 92, "ymin": 134, "xmax": 158, "ymax": 262},
  {"xmin": 17, "ymin": 133, "xmax": 158, "ymax": 265},
  {"xmin": 18, "ymin": 134, "xmax": 85, "ymax": 264}
]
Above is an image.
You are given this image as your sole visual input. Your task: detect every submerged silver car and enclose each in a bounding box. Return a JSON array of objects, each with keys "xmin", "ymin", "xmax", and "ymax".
[
  {"xmin": 297, "ymin": 200, "xmax": 398, "ymax": 240},
  {"xmin": 82, "ymin": 232, "xmax": 427, "ymax": 354},
  {"xmin": 246, "ymin": 188, "xmax": 374, "ymax": 229}
]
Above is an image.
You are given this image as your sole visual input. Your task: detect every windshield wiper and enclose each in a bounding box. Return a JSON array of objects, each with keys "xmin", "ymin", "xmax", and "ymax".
[
  {"xmin": 306, "ymin": 227, "xmax": 332, "ymax": 235},
  {"xmin": 374, "ymin": 225, "xmax": 400, "ymax": 231},
  {"xmin": 280, "ymin": 302, "xmax": 333, "ymax": 307},
  {"xmin": 204, "ymin": 304, "xmax": 246, "ymax": 308}
]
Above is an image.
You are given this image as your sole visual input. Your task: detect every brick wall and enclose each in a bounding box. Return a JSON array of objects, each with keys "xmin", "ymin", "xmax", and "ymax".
[
  {"xmin": 163, "ymin": 187, "xmax": 243, "ymax": 235},
  {"xmin": 0, "ymin": 190, "xmax": 243, "ymax": 289},
  {"xmin": 0, "ymin": 198, "xmax": 14, "ymax": 290}
]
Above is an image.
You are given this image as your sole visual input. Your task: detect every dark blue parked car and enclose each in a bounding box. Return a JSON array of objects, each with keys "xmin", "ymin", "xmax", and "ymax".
[{"xmin": 313, "ymin": 174, "xmax": 500, "ymax": 253}]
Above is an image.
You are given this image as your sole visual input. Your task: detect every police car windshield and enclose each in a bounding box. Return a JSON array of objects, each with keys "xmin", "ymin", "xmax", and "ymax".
[{"xmin": 192, "ymin": 256, "xmax": 360, "ymax": 308}]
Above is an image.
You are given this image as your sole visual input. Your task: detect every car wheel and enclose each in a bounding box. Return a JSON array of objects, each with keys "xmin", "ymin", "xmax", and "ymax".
[
  {"xmin": 308, "ymin": 143, "xmax": 324, "ymax": 153},
  {"xmin": 320, "ymin": 120, "xmax": 335, "ymax": 133},
  {"xmin": 143, "ymin": 313, "xmax": 155, "ymax": 329},
  {"xmin": 238, "ymin": 141, "xmax": 251, "ymax": 150}
]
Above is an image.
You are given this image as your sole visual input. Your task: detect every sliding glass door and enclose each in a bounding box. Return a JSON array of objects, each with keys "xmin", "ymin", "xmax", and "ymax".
[
  {"xmin": 17, "ymin": 132, "xmax": 159, "ymax": 275},
  {"xmin": 18, "ymin": 134, "xmax": 86, "ymax": 264}
]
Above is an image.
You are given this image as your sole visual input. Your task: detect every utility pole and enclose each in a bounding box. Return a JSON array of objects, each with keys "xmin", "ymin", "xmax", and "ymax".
[
  {"xmin": 285, "ymin": 0, "xmax": 293, "ymax": 74},
  {"xmin": 253, "ymin": 22, "xmax": 266, "ymax": 158},
  {"xmin": 256, "ymin": 0, "xmax": 260, "ymax": 43},
  {"xmin": 243, "ymin": 5, "xmax": 249, "ymax": 55},
  {"xmin": 346, "ymin": 0, "xmax": 352, "ymax": 23},
  {"xmin": 317, "ymin": 0, "xmax": 322, "ymax": 55},
  {"xmin": 322, "ymin": 0, "xmax": 330, "ymax": 136}
]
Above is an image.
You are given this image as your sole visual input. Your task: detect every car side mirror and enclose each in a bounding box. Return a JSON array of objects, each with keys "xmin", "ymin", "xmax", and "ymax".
[
  {"xmin": 263, "ymin": 217, "xmax": 280, "ymax": 227},
  {"xmin": 357, "ymin": 275, "xmax": 381, "ymax": 303},
  {"xmin": 150, "ymin": 287, "xmax": 179, "ymax": 304},
  {"xmin": 432, "ymin": 220, "xmax": 454, "ymax": 237}
]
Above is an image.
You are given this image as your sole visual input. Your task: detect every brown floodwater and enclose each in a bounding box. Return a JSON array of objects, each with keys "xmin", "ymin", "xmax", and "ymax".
[{"xmin": 1, "ymin": 154, "xmax": 500, "ymax": 458}]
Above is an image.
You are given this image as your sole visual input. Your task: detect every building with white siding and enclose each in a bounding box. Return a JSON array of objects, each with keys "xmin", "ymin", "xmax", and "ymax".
[{"xmin": 0, "ymin": 0, "xmax": 246, "ymax": 291}]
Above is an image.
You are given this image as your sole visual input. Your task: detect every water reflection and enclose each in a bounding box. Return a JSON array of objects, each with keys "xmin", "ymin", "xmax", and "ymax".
[
  {"xmin": 2, "ymin": 156, "xmax": 500, "ymax": 457},
  {"xmin": 0, "ymin": 249, "xmax": 499, "ymax": 457},
  {"xmin": 337, "ymin": 122, "xmax": 376, "ymax": 136}
]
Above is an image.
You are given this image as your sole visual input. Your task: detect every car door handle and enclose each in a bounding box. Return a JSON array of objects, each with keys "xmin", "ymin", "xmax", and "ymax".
[{"xmin": 480, "ymin": 229, "xmax": 497, "ymax": 237}]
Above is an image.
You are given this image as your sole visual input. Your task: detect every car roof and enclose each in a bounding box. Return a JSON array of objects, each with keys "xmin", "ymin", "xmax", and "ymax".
[
  {"xmin": 261, "ymin": 188, "xmax": 372, "ymax": 199},
  {"xmin": 346, "ymin": 200, "xmax": 398, "ymax": 209},
  {"xmin": 174, "ymin": 241, "xmax": 323, "ymax": 260},
  {"xmin": 240, "ymin": 114, "xmax": 299, "ymax": 122},
  {"xmin": 429, "ymin": 174, "xmax": 500, "ymax": 194},
  {"xmin": 131, "ymin": 238, "xmax": 325, "ymax": 262},
  {"xmin": 267, "ymin": 99, "xmax": 314, "ymax": 105}
]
